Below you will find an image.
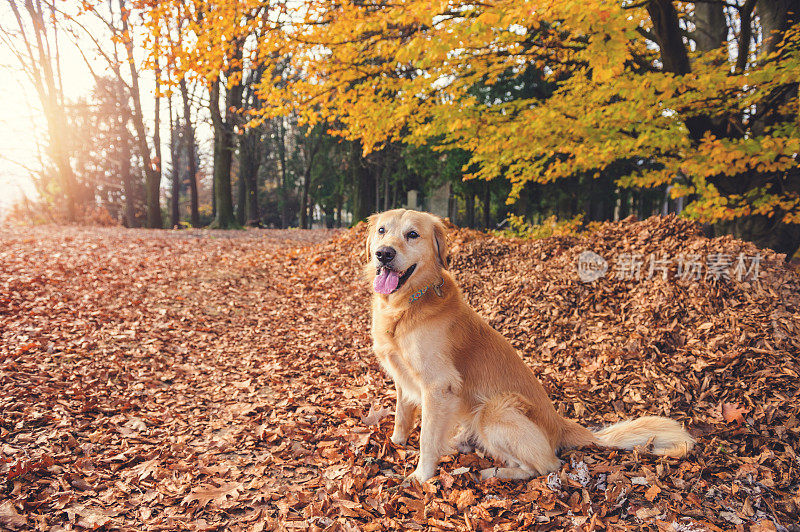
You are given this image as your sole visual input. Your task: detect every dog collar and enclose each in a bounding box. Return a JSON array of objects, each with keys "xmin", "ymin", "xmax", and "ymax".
[{"xmin": 409, "ymin": 278, "xmax": 445, "ymax": 303}]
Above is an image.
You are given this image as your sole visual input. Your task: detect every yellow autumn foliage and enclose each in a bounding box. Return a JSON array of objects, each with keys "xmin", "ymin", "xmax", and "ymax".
[{"xmin": 138, "ymin": 0, "xmax": 800, "ymax": 231}]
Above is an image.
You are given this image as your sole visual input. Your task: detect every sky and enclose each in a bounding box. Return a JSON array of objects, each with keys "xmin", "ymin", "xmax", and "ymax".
[{"xmin": 0, "ymin": 40, "xmax": 58, "ymax": 211}]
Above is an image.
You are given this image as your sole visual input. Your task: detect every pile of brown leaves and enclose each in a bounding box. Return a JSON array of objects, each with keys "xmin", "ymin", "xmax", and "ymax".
[{"xmin": 1, "ymin": 217, "xmax": 798, "ymax": 531}]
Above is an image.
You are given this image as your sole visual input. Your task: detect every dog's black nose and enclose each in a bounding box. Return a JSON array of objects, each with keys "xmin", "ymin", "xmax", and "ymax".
[{"xmin": 375, "ymin": 246, "xmax": 396, "ymax": 264}]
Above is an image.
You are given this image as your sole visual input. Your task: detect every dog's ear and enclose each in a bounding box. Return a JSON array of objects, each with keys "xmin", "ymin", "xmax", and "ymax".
[
  {"xmin": 365, "ymin": 214, "xmax": 378, "ymax": 263},
  {"xmin": 433, "ymin": 218, "xmax": 449, "ymax": 269}
]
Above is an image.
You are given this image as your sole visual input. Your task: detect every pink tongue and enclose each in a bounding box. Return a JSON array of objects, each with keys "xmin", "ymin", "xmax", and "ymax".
[{"xmin": 374, "ymin": 269, "xmax": 400, "ymax": 295}]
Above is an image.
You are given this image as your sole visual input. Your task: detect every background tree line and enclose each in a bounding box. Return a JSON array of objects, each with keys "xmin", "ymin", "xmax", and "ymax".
[{"xmin": 2, "ymin": 0, "xmax": 799, "ymax": 257}]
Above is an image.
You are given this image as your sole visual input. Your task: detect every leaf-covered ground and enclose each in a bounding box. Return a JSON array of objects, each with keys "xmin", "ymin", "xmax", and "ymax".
[{"xmin": 1, "ymin": 219, "xmax": 799, "ymax": 531}]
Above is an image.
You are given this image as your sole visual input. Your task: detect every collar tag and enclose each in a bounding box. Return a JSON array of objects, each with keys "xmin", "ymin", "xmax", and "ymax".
[{"xmin": 432, "ymin": 278, "xmax": 444, "ymax": 297}]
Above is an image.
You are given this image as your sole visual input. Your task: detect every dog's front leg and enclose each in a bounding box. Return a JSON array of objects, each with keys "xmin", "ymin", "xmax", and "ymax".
[
  {"xmin": 409, "ymin": 386, "xmax": 458, "ymax": 483},
  {"xmin": 391, "ymin": 385, "xmax": 417, "ymax": 445}
]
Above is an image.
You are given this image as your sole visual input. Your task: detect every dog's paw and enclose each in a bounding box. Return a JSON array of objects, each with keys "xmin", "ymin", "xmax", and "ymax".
[
  {"xmin": 390, "ymin": 432, "xmax": 408, "ymax": 446},
  {"xmin": 479, "ymin": 466, "xmax": 535, "ymax": 481},
  {"xmin": 406, "ymin": 466, "xmax": 435, "ymax": 484}
]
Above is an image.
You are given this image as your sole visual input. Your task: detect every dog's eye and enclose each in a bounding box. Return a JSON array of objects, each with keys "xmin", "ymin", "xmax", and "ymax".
[
  {"xmin": 377, "ymin": 227, "xmax": 385, "ymax": 234},
  {"xmin": 406, "ymin": 230, "xmax": 419, "ymax": 239}
]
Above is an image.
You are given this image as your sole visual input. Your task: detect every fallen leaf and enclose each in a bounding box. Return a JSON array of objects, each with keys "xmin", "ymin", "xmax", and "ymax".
[
  {"xmin": 361, "ymin": 403, "xmax": 391, "ymax": 426},
  {"xmin": 722, "ymin": 403, "xmax": 750, "ymax": 424},
  {"xmin": 182, "ymin": 482, "xmax": 243, "ymax": 508},
  {"xmin": 454, "ymin": 490, "xmax": 475, "ymax": 510},
  {"xmin": 750, "ymin": 520, "xmax": 778, "ymax": 532},
  {"xmin": 324, "ymin": 464, "xmax": 349, "ymax": 480},
  {"xmin": 635, "ymin": 506, "xmax": 661, "ymax": 520},
  {"xmin": 131, "ymin": 458, "xmax": 160, "ymax": 481},
  {"xmin": 644, "ymin": 485, "xmax": 661, "ymax": 502},
  {"xmin": 75, "ymin": 506, "xmax": 111, "ymax": 529},
  {"xmin": 0, "ymin": 501, "xmax": 27, "ymax": 529}
]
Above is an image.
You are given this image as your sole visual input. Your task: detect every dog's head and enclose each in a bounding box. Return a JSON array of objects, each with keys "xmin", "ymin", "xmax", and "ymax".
[{"xmin": 365, "ymin": 209, "xmax": 448, "ymax": 297}]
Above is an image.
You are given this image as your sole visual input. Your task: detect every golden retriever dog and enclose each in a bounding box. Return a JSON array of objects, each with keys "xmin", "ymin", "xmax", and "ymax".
[{"xmin": 366, "ymin": 209, "xmax": 694, "ymax": 483}]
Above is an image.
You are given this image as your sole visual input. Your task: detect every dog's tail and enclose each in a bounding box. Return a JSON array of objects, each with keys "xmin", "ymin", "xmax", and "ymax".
[{"xmin": 560, "ymin": 416, "xmax": 694, "ymax": 458}]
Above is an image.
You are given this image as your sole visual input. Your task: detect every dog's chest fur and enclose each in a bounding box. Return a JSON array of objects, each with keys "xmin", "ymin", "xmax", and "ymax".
[{"xmin": 371, "ymin": 301, "xmax": 461, "ymax": 405}]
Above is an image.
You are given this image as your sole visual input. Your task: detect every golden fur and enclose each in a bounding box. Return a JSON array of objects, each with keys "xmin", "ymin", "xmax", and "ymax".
[{"xmin": 366, "ymin": 209, "xmax": 694, "ymax": 482}]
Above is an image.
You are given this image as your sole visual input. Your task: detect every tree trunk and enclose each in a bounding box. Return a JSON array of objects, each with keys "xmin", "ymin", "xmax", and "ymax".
[
  {"xmin": 383, "ymin": 173, "xmax": 389, "ymax": 211},
  {"xmin": 757, "ymin": 0, "xmax": 800, "ymax": 55},
  {"xmin": 236, "ymin": 170, "xmax": 246, "ymax": 226},
  {"xmin": 299, "ymin": 130, "xmax": 322, "ymax": 229},
  {"xmin": 646, "ymin": 0, "xmax": 723, "ymax": 139},
  {"xmin": 374, "ymin": 155, "xmax": 381, "ymax": 214},
  {"xmin": 300, "ymin": 165, "xmax": 311, "ymax": 229},
  {"xmin": 693, "ymin": 2, "xmax": 726, "ymax": 52},
  {"xmin": 277, "ymin": 118, "xmax": 289, "ymax": 228},
  {"xmin": 350, "ymin": 142, "xmax": 375, "ymax": 224},
  {"xmin": 208, "ymin": 78, "xmax": 238, "ymax": 229},
  {"xmin": 482, "ymin": 180, "xmax": 491, "ymax": 229},
  {"xmin": 119, "ymin": 0, "xmax": 161, "ymax": 228},
  {"xmin": 212, "ymin": 176, "xmax": 217, "ymax": 219},
  {"xmin": 179, "ymin": 78, "xmax": 199, "ymax": 227},
  {"xmin": 168, "ymin": 95, "xmax": 180, "ymax": 228},
  {"xmin": 299, "ymin": 153, "xmax": 311, "ymax": 229},
  {"xmin": 715, "ymin": 218, "xmax": 800, "ymax": 258},
  {"xmin": 246, "ymin": 169, "xmax": 260, "ymax": 226},
  {"xmin": 114, "ymin": 78, "xmax": 137, "ymax": 227},
  {"xmin": 753, "ymin": 0, "xmax": 799, "ymax": 136},
  {"xmin": 465, "ymin": 193, "xmax": 475, "ymax": 228},
  {"xmin": 120, "ymin": 117, "xmax": 136, "ymax": 227},
  {"xmin": 154, "ymin": 51, "xmax": 162, "ymax": 202},
  {"xmin": 718, "ymin": 1, "xmax": 800, "ymax": 257},
  {"xmin": 647, "ymin": 0, "xmax": 690, "ymax": 75},
  {"xmin": 238, "ymin": 130, "xmax": 261, "ymax": 226}
]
